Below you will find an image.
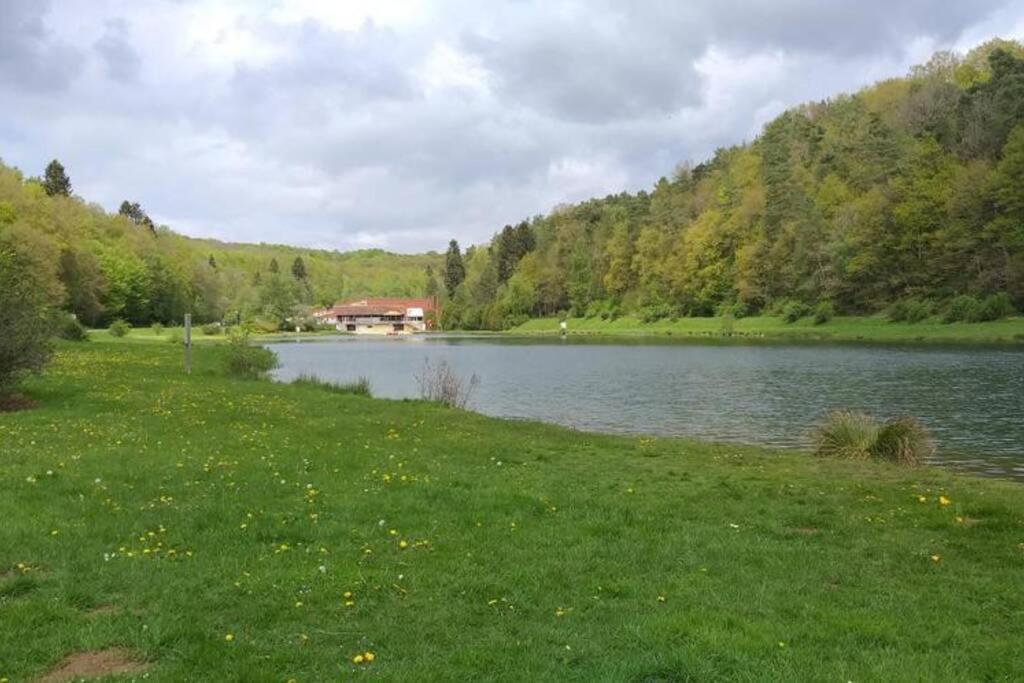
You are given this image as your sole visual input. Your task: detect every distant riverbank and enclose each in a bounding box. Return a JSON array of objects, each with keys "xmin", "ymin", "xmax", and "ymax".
[{"xmin": 511, "ymin": 315, "xmax": 1024, "ymax": 344}]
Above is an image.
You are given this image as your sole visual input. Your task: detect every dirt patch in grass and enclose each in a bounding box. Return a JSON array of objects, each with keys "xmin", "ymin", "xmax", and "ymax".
[
  {"xmin": 0, "ymin": 393, "xmax": 36, "ymax": 413},
  {"xmin": 36, "ymin": 649, "xmax": 148, "ymax": 682},
  {"xmin": 85, "ymin": 604, "xmax": 121, "ymax": 617}
]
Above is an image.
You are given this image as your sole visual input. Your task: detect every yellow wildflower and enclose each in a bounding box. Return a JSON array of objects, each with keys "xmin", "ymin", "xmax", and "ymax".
[
  {"xmin": 398, "ymin": 539, "xmax": 409, "ymax": 549},
  {"xmin": 352, "ymin": 654, "xmax": 364, "ymax": 664},
  {"xmin": 364, "ymin": 652, "xmax": 375, "ymax": 662},
  {"xmin": 225, "ymin": 633, "xmax": 235, "ymax": 642},
  {"xmin": 930, "ymin": 555, "xmax": 941, "ymax": 563},
  {"xmin": 938, "ymin": 495, "xmax": 951, "ymax": 506}
]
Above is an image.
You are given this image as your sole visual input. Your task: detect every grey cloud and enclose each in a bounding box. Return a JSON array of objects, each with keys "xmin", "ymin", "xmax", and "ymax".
[
  {"xmin": 93, "ymin": 18, "xmax": 141, "ymax": 84},
  {"xmin": 0, "ymin": 0, "xmax": 83, "ymax": 91}
]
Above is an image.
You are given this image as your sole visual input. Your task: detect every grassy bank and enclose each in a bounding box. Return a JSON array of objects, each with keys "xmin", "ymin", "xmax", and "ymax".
[
  {"xmin": 513, "ymin": 314, "xmax": 1024, "ymax": 343},
  {"xmin": 1, "ymin": 341, "xmax": 1022, "ymax": 680}
]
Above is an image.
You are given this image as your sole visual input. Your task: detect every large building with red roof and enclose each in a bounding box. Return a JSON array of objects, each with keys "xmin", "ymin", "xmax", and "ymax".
[{"xmin": 312, "ymin": 297, "xmax": 437, "ymax": 335}]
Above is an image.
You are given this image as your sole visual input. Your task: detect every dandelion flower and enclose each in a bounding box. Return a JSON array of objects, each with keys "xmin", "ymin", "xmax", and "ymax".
[
  {"xmin": 938, "ymin": 495, "xmax": 951, "ymax": 506},
  {"xmin": 225, "ymin": 633, "xmax": 235, "ymax": 642},
  {"xmin": 352, "ymin": 654, "xmax": 365, "ymax": 664},
  {"xmin": 364, "ymin": 652, "xmax": 375, "ymax": 662},
  {"xmin": 930, "ymin": 555, "xmax": 941, "ymax": 563},
  {"xmin": 398, "ymin": 540, "xmax": 409, "ymax": 549}
]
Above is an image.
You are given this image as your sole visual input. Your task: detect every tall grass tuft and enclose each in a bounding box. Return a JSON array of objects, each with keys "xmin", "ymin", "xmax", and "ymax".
[
  {"xmin": 869, "ymin": 417, "xmax": 934, "ymax": 465},
  {"xmin": 292, "ymin": 373, "xmax": 371, "ymax": 397},
  {"xmin": 814, "ymin": 410, "xmax": 879, "ymax": 460},
  {"xmin": 814, "ymin": 411, "xmax": 933, "ymax": 466}
]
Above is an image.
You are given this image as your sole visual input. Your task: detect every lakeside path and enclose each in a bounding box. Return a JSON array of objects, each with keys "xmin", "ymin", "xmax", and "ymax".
[
  {"xmin": 1, "ymin": 339, "xmax": 1022, "ymax": 680},
  {"xmin": 513, "ymin": 315, "xmax": 1024, "ymax": 344}
]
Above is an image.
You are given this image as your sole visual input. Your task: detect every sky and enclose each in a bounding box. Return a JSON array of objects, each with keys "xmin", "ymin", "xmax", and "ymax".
[{"xmin": 2, "ymin": 1, "xmax": 1024, "ymax": 254}]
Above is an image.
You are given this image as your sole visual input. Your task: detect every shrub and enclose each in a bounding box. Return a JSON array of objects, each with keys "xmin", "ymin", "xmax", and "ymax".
[
  {"xmin": 887, "ymin": 298, "xmax": 933, "ymax": 323},
  {"xmin": 869, "ymin": 417, "xmax": 934, "ymax": 466},
  {"xmin": 166, "ymin": 328, "xmax": 183, "ymax": 345},
  {"xmin": 151, "ymin": 322, "xmax": 164, "ymax": 336},
  {"xmin": 976, "ymin": 293, "xmax": 1015, "ymax": 322},
  {"xmin": 223, "ymin": 328, "xmax": 279, "ymax": 379},
  {"xmin": 813, "ymin": 301, "xmax": 834, "ymax": 325},
  {"xmin": 414, "ymin": 358, "xmax": 479, "ymax": 408},
  {"xmin": 813, "ymin": 411, "xmax": 933, "ymax": 466},
  {"xmin": 943, "ymin": 295, "xmax": 980, "ymax": 323},
  {"xmin": 251, "ymin": 318, "xmax": 281, "ymax": 334},
  {"xmin": 56, "ymin": 314, "xmax": 89, "ymax": 341},
  {"xmin": 814, "ymin": 411, "xmax": 879, "ymax": 460},
  {"xmin": 108, "ymin": 319, "xmax": 131, "ymax": 337},
  {"xmin": 638, "ymin": 303, "xmax": 673, "ymax": 323},
  {"xmin": 782, "ymin": 301, "xmax": 810, "ymax": 323},
  {"xmin": 0, "ymin": 248, "xmax": 54, "ymax": 397},
  {"xmin": 292, "ymin": 373, "xmax": 371, "ymax": 397},
  {"xmin": 201, "ymin": 323, "xmax": 222, "ymax": 336}
]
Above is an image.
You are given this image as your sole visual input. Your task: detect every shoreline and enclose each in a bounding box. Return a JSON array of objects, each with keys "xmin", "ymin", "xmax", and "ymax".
[{"xmin": 508, "ymin": 314, "xmax": 1024, "ymax": 345}]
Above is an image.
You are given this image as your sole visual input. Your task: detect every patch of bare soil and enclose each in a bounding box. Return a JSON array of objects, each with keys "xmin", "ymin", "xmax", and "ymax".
[
  {"xmin": 85, "ymin": 605, "xmax": 121, "ymax": 617},
  {"xmin": 0, "ymin": 393, "xmax": 35, "ymax": 413},
  {"xmin": 36, "ymin": 649, "xmax": 148, "ymax": 682}
]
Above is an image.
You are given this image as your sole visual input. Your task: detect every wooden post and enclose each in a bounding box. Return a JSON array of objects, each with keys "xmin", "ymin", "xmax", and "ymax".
[{"xmin": 184, "ymin": 313, "xmax": 192, "ymax": 375}]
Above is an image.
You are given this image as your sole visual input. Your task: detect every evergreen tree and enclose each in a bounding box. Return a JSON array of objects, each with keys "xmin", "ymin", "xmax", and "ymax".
[
  {"xmin": 42, "ymin": 159, "xmax": 72, "ymax": 197},
  {"xmin": 291, "ymin": 256, "xmax": 307, "ymax": 280},
  {"xmin": 444, "ymin": 240, "xmax": 465, "ymax": 298},
  {"xmin": 269, "ymin": 258, "xmax": 280, "ymax": 274}
]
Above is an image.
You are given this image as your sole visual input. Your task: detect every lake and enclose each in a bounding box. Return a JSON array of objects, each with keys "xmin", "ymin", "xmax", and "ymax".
[{"xmin": 270, "ymin": 335, "xmax": 1024, "ymax": 480}]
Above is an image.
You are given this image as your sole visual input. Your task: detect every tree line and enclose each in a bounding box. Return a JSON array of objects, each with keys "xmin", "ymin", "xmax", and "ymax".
[
  {"xmin": 0, "ymin": 161, "xmax": 440, "ymax": 330},
  {"xmin": 438, "ymin": 40, "xmax": 1024, "ymax": 329}
]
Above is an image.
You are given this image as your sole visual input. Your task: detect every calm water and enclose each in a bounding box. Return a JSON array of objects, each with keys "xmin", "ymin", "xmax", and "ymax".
[{"xmin": 270, "ymin": 336, "xmax": 1024, "ymax": 480}]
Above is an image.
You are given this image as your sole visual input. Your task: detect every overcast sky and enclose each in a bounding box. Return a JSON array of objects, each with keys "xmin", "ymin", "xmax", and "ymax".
[{"xmin": 3, "ymin": 1, "xmax": 1024, "ymax": 253}]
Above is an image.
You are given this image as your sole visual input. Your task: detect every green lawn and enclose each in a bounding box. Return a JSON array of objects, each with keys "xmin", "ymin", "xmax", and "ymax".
[
  {"xmin": 1, "ymin": 340, "xmax": 1022, "ymax": 681},
  {"xmin": 513, "ymin": 315, "xmax": 1024, "ymax": 344}
]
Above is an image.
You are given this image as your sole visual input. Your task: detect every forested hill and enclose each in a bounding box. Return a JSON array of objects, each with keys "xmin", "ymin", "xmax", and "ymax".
[
  {"xmin": 0, "ymin": 161, "xmax": 441, "ymax": 327},
  {"xmin": 439, "ymin": 39, "xmax": 1024, "ymax": 329}
]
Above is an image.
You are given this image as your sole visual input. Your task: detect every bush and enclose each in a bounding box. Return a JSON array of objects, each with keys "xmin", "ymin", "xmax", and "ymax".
[
  {"xmin": 201, "ymin": 323, "xmax": 222, "ymax": 336},
  {"xmin": 888, "ymin": 298, "xmax": 934, "ymax": 323},
  {"xmin": 942, "ymin": 295, "xmax": 978, "ymax": 323},
  {"xmin": 813, "ymin": 411, "xmax": 933, "ymax": 466},
  {"xmin": 151, "ymin": 322, "xmax": 164, "ymax": 336},
  {"xmin": 251, "ymin": 318, "xmax": 281, "ymax": 334},
  {"xmin": 292, "ymin": 373, "xmax": 371, "ymax": 397},
  {"xmin": 638, "ymin": 303, "xmax": 673, "ymax": 323},
  {"xmin": 56, "ymin": 314, "xmax": 89, "ymax": 341},
  {"xmin": 781, "ymin": 301, "xmax": 810, "ymax": 323},
  {"xmin": 414, "ymin": 358, "xmax": 479, "ymax": 408},
  {"xmin": 0, "ymin": 248, "xmax": 54, "ymax": 397},
  {"xmin": 870, "ymin": 417, "xmax": 934, "ymax": 466},
  {"xmin": 108, "ymin": 319, "xmax": 131, "ymax": 337},
  {"xmin": 976, "ymin": 293, "xmax": 1015, "ymax": 322},
  {"xmin": 813, "ymin": 301, "xmax": 834, "ymax": 325},
  {"xmin": 223, "ymin": 328, "xmax": 279, "ymax": 379},
  {"xmin": 166, "ymin": 328, "xmax": 183, "ymax": 345}
]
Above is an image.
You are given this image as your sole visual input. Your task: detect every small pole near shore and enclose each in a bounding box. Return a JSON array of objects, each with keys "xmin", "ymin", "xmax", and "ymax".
[
  {"xmin": 560, "ymin": 319, "xmax": 568, "ymax": 338},
  {"xmin": 184, "ymin": 313, "xmax": 192, "ymax": 375}
]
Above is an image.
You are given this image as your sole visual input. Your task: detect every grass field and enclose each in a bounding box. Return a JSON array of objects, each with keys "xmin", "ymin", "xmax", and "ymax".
[
  {"xmin": 1, "ymin": 340, "xmax": 1022, "ymax": 681},
  {"xmin": 513, "ymin": 314, "xmax": 1024, "ymax": 344}
]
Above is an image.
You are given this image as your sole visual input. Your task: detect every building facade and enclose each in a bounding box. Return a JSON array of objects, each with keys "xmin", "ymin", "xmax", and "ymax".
[{"xmin": 313, "ymin": 297, "xmax": 437, "ymax": 335}]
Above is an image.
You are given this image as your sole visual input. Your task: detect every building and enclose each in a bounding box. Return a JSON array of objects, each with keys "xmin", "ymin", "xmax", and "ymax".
[{"xmin": 313, "ymin": 297, "xmax": 437, "ymax": 335}]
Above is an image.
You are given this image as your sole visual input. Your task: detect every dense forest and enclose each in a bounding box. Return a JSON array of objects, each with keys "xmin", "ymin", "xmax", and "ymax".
[
  {"xmin": 439, "ymin": 40, "xmax": 1024, "ymax": 329},
  {"xmin": 0, "ymin": 161, "xmax": 440, "ymax": 328}
]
